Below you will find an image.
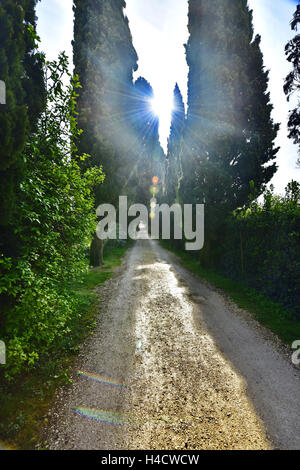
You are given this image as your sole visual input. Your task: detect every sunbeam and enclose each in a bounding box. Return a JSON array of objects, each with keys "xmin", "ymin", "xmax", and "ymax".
[
  {"xmin": 125, "ymin": 0, "xmax": 189, "ymax": 151},
  {"xmin": 150, "ymin": 94, "xmax": 174, "ymax": 130}
]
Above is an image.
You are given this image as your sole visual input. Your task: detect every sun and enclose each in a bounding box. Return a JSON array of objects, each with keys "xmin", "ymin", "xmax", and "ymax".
[
  {"xmin": 148, "ymin": 93, "xmax": 175, "ymax": 151},
  {"xmin": 150, "ymin": 95, "xmax": 174, "ymax": 121},
  {"xmin": 150, "ymin": 97, "xmax": 162, "ymax": 116}
]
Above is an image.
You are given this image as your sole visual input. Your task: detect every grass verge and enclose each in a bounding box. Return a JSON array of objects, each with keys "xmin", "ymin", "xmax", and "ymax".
[
  {"xmin": 161, "ymin": 241, "xmax": 300, "ymax": 346},
  {"xmin": 0, "ymin": 243, "xmax": 131, "ymax": 450}
]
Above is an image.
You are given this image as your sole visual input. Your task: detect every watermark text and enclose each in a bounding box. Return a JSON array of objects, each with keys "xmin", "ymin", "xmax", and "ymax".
[{"xmin": 96, "ymin": 197, "xmax": 204, "ymax": 251}]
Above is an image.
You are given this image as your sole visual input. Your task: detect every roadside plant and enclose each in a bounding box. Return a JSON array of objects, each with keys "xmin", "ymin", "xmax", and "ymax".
[{"xmin": 0, "ymin": 53, "xmax": 104, "ymax": 379}]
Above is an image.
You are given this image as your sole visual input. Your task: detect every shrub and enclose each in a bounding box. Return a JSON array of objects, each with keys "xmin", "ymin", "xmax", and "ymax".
[
  {"xmin": 0, "ymin": 53, "xmax": 104, "ymax": 379},
  {"xmin": 219, "ymin": 182, "xmax": 300, "ymax": 318}
]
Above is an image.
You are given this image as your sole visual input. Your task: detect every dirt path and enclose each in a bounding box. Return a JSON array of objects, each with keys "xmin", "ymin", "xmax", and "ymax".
[{"xmin": 44, "ymin": 240, "xmax": 300, "ymax": 450}]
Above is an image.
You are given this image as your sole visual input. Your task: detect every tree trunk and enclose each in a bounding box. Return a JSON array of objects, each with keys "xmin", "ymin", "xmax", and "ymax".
[
  {"xmin": 90, "ymin": 233, "xmax": 104, "ymax": 267},
  {"xmin": 240, "ymin": 229, "xmax": 245, "ymax": 277}
]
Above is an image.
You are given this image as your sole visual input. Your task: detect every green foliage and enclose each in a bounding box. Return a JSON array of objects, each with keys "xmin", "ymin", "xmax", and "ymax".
[
  {"xmin": 180, "ymin": 0, "xmax": 279, "ymax": 250},
  {"xmin": 0, "ymin": 244, "xmax": 130, "ymax": 449},
  {"xmin": 220, "ymin": 181, "xmax": 300, "ymax": 318},
  {"xmin": 73, "ymin": 0, "xmax": 139, "ymax": 206},
  {"xmin": 0, "ymin": 0, "xmax": 45, "ymax": 231},
  {"xmin": 0, "ymin": 54, "xmax": 104, "ymax": 379}
]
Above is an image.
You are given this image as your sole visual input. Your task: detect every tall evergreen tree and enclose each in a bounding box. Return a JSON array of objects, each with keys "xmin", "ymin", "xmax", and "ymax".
[
  {"xmin": 166, "ymin": 83, "xmax": 185, "ymax": 204},
  {"xmin": 73, "ymin": 0, "xmax": 140, "ymax": 264},
  {"xmin": 73, "ymin": 2, "xmax": 165, "ymax": 206},
  {"xmin": 284, "ymin": 3, "xmax": 300, "ymax": 163},
  {"xmin": 182, "ymin": 0, "xmax": 279, "ymax": 207},
  {"xmin": 180, "ymin": 0, "xmax": 279, "ymax": 262},
  {"xmin": 73, "ymin": 0, "xmax": 139, "ymax": 206},
  {"xmin": 73, "ymin": 1, "xmax": 165, "ymax": 262},
  {"xmin": 0, "ymin": 0, "xmax": 45, "ymax": 254}
]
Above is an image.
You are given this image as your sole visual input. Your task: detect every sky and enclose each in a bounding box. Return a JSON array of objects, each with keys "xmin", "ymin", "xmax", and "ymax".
[
  {"xmin": 125, "ymin": 0, "xmax": 189, "ymax": 152},
  {"xmin": 36, "ymin": 0, "xmax": 299, "ymax": 194}
]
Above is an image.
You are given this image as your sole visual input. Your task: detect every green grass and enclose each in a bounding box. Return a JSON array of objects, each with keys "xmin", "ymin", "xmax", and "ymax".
[
  {"xmin": 0, "ymin": 243, "xmax": 131, "ymax": 450},
  {"xmin": 161, "ymin": 241, "xmax": 300, "ymax": 346}
]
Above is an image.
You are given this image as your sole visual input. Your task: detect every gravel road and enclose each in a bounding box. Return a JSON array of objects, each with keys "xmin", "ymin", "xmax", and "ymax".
[{"xmin": 44, "ymin": 239, "xmax": 300, "ymax": 450}]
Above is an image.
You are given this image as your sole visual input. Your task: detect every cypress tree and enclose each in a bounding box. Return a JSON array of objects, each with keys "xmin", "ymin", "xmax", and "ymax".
[
  {"xmin": 180, "ymin": 0, "xmax": 279, "ymax": 263},
  {"xmin": 73, "ymin": 0, "xmax": 139, "ymax": 208},
  {"xmin": 166, "ymin": 83, "xmax": 185, "ymax": 204},
  {"xmin": 182, "ymin": 0, "xmax": 279, "ymax": 209},
  {"xmin": 73, "ymin": 1, "xmax": 164, "ymax": 214},
  {"xmin": 0, "ymin": 0, "xmax": 45, "ymax": 254},
  {"xmin": 74, "ymin": 1, "xmax": 166, "ymax": 263}
]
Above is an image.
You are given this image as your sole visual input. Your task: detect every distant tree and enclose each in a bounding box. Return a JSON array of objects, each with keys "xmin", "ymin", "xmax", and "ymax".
[
  {"xmin": 0, "ymin": 0, "xmax": 45, "ymax": 255},
  {"xmin": 180, "ymin": 0, "xmax": 279, "ymax": 264},
  {"xmin": 166, "ymin": 84, "xmax": 185, "ymax": 204},
  {"xmin": 284, "ymin": 3, "xmax": 300, "ymax": 166}
]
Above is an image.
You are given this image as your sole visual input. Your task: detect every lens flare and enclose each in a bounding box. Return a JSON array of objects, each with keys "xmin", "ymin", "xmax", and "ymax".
[
  {"xmin": 74, "ymin": 407, "xmax": 140, "ymax": 427},
  {"xmin": 74, "ymin": 407, "xmax": 192, "ymax": 429},
  {"xmin": 150, "ymin": 185, "xmax": 159, "ymax": 196},
  {"xmin": 76, "ymin": 370, "xmax": 130, "ymax": 389}
]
